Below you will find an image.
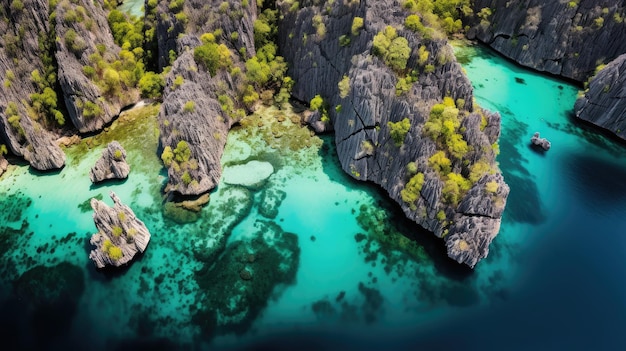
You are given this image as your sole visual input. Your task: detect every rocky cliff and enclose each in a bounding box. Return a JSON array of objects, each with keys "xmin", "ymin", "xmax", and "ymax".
[
  {"xmin": 0, "ymin": 0, "xmax": 66, "ymax": 170},
  {"xmin": 575, "ymin": 54, "xmax": 626, "ymax": 138},
  {"xmin": 54, "ymin": 0, "xmax": 138, "ymax": 133},
  {"xmin": 466, "ymin": 0, "xmax": 626, "ymax": 82},
  {"xmin": 0, "ymin": 0, "xmax": 142, "ymax": 171},
  {"xmin": 89, "ymin": 191, "xmax": 151, "ymax": 268},
  {"xmin": 278, "ymin": 0, "xmax": 509, "ymax": 267},
  {"xmin": 154, "ymin": 0, "xmax": 256, "ymax": 195}
]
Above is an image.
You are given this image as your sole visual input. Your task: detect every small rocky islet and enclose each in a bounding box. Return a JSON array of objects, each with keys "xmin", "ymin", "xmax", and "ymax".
[{"xmin": 1, "ymin": 0, "xmax": 626, "ymax": 348}]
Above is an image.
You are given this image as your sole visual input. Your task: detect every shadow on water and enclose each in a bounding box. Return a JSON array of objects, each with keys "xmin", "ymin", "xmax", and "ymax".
[
  {"xmin": 317, "ymin": 135, "xmax": 473, "ymax": 281},
  {"xmin": 28, "ymin": 166, "xmax": 63, "ymax": 177},
  {"xmin": 560, "ymin": 152, "xmax": 626, "ymax": 207},
  {"xmin": 89, "ymin": 177, "xmax": 130, "ymax": 191},
  {"xmin": 548, "ymin": 111, "xmax": 626, "ymax": 157}
]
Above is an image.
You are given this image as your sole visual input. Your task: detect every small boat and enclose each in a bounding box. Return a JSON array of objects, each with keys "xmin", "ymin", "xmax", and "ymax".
[{"xmin": 530, "ymin": 132, "xmax": 551, "ymax": 151}]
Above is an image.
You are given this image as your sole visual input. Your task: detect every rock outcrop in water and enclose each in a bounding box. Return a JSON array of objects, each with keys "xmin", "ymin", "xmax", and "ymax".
[
  {"xmin": 154, "ymin": 0, "xmax": 256, "ymax": 196},
  {"xmin": 465, "ymin": 0, "xmax": 626, "ymax": 82},
  {"xmin": 278, "ymin": 0, "xmax": 509, "ymax": 267},
  {"xmin": 575, "ymin": 54, "xmax": 626, "ymax": 139},
  {"xmin": 88, "ymin": 191, "xmax": 151, "ymax": 268},
  {"xmin": 530, "ymin": 132, "xmax": 551, "ymax": 151},
  {"xmin": 89, "ymin": 141, "xmax": 130, "ymax": 183}
]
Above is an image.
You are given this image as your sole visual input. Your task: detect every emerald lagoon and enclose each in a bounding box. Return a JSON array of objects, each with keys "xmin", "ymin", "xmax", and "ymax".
[{"xmin": 2, "ymin": 44, "xmax": 626, "ymax": 350}]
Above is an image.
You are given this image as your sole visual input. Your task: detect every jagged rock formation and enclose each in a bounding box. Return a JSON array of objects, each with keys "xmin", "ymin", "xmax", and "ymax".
[
  {"xmin": 278, "ymin": 0, "xmax": 509, "ymax": 267},
  {"xmin": 0, "ymin": 0, "xmax": 66, "ymax": 170},
  {"xmin": 155, "ymin": 0, "xmax": 257, "ymax": 195},
  {"xmin": 89, "ymin": 141, "xmax": 130, "ymax": 183},
  {"xmin": 466, "ymin": 0, "xmax": 626, "ymax": 82},
  {"xmin": 88, "ymin": 191, "xmax": 151, "ymax": 268},
  {"xmin": 54, "ymin": 0, "xmax": 138, "ymax": 132},
  {"xmin": 0, "ymin": 0, "xmax": 141, "ymax": 170},
  {"xmin": 530, "ymin": 132, "xmax": 551, "ymax": 150},
  {"xmin": 0, "ymin": 154, "xmax": 7, "ymax": 176},
  {"xmin": 575, "ymin": 54, "xmax": 626, "ymax": 139}
]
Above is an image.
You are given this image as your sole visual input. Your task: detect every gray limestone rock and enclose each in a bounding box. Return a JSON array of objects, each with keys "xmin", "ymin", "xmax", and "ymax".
[
  {"xmin": 278, "ymin": 0, "xmax": 509, "ymax": 267},
  {"xmin": 0, "ymin": 155, "xmax": 7, "ymax": 176},
  {"xmin": 156, "ymin": 0, "xmax": 256, "ymax": 196},
  {"xmin": 0, "ymin": 0, "xmax": 66, "ymax": 171},
  {"xmin": 54, "ymin": 0, "xmax": 138, "ymax": 133},
  {"xmin": 88, "ymin": 191, "xmax": 151, "ymax": 269},
  {"xmin": 575, "ymin": 54, "xmax": 626, "ymax": 139},
  {"xmin": 158, "ymin": 50, "xmax": 236, "ymax": 195},
  {"xmin": 530, "ymin": 132, "xmax": 551, "ymax": 150},
  {"xmin": 466, "ymin": 0, "xmax": 626, "ymax": 82},
  {"xmin": 89, "ymin": 141, "xmax": 130, "ymax": 183}
]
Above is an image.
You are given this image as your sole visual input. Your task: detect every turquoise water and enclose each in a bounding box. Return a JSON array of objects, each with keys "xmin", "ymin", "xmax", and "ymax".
[
  {"xmin": 118, "ymin": 0, "xmax": 144, "ymax": 18},
  {"xmin": 2, "ymin": 45, "xmax": 626, "ymax": 349}
]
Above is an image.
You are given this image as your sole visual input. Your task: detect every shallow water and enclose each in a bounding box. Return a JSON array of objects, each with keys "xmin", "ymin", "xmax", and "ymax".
[
  {"xmin": 2, "ymin": 44, "xmax": 626, "ymax": 349},
  {"xmin": 117, "ymin": 0, "xmax": 144, "ymax": 18}
]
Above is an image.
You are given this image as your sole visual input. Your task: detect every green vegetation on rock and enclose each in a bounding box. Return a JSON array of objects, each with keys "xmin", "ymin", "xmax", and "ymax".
[
  {"xmin": 372, "ymin": 26, "xmax": 411, "ymax": 72},
  {"xmin": 401, "ymin": 172, "xmax": 424, "ymax": 210},
  {"xmin": 387, "ymin": 118, "xmax": 411, "ymax": 146}
]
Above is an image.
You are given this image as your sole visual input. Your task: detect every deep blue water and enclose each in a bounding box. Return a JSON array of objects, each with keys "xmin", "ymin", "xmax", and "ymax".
[{"xmin": 2, "ymin": 41, "xmax": 626, "ymax": 349}]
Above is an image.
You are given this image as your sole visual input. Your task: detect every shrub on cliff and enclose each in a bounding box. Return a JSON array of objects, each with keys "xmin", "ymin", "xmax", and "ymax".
[
  {"xmin": 138, "ymin": 72, "xmax": 164, "ymax": 99},
  {"xmin": 401, "ymin": 172, "xmax": 425, "ymax": 210},
  {"xmin": 194, "ymin": 40, "xmax": 232, "ymax": 76},
  {"xmin": 388, "ymin": 118, "xmax": 411, "ymax": 146},
  {"xmin": 372, "ymin": 26, "xmax": 411, "ymax": 72}
]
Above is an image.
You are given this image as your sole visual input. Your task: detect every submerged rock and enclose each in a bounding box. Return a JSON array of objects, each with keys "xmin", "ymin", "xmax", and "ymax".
[
  {"xmin": 575, "ymin": 54, "xmax": 626, "ymax": 139},
  {"xmin": 193, "ymin": 220, "xmax": 299, "ymax": 337},
  {"xmin": 89, "ymin": 141, "xmax": 130, "ymax": 183},
  {"xmin": 222, "ymin": 161, "xmax": 274, "ymax": 189},
  {"xmin": 88, "ymin": 191, "xmax": 151, "ymax": 269}
]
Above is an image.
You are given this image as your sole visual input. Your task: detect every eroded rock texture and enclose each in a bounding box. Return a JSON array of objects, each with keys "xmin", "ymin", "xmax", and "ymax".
[
  {"xmin": 466, "ymin": 0, "xmax": 626, "ymax": 82},
  {"xmin": 89, "ymin": 191, "xmax": 151, "ymax": 268},
  {"xmin": 278, "ymin": 0, "xmax": 509, "ymax": 267},
  {"xmin": 575, "ymin": 54, "xmax": 626, "ymax": 139}
]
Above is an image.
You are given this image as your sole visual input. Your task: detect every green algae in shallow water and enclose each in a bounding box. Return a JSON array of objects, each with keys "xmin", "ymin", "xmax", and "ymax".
[
  {"xmin": 68, "ymin": 103, "xmax": 161, "ymax": 175},
  {"xmin": 0, "ymin": 192, "xmax": 33, "ymax": 223},
  {"xmin": 77, "ymin": 193, "xmax": 103, "ymax": 212},
  {"xmin": 191, "ymin": 186, "xmax": 254, "ymax": 264}
]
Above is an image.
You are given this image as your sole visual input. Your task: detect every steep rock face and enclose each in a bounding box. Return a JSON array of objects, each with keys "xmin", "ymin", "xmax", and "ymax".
[
  {"xmin": 89, "ymin": 141, "xmax": 130, "ymax": 183},
  {"xmin": 575, "ymin": 54, "xmax": 626, "ymax": 139},
  {"xmin": 0, "ymin": 154, "xmax": 7, "ymax": 176},
  {"xmin": 0, "ymin": 0, "xmax": 66, "ymax": 170},
  {"xmin": 89, "ymin": 191, "xmax": 151, "ymax": 268},
  {"xmin": 152, "ymin": 0, "xmax": 257, "ymax": 70},
  {"xmin": 54, "ymin": 0, "xmax": 138, "ymax": 132},
  {"xmin": 158, "ymin": 50, "xmax": 234, "ymax": 195},
  {"xmin": 466, "ymin": 0, "xmax": 626, "ymax": 82},
  {"xmin": 278, "ymin": 0, "xmax": 509, "ymax": 267},
  {"xmin": 156, "ymin": 0, "xmax": 256, "ymax": 196}
]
